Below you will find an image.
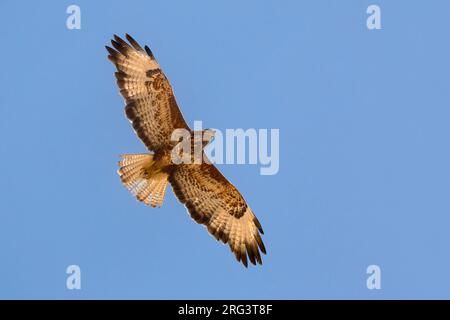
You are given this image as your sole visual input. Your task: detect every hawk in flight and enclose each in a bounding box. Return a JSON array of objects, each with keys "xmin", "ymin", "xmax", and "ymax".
[{"xmin": 106, "ymin": 34, "xmax": 266, "ymax": 267}]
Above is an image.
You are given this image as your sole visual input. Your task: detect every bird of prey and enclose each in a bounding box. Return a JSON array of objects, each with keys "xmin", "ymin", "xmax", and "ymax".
[{"xmin": 106, "ymin": 34, "xmax": 266, "ymax": 267}]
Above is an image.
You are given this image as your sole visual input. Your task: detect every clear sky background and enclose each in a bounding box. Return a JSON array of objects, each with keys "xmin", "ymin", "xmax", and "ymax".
[{"xmin": 1, "ymin": 0, "xmax": 450, "ymax": 299}]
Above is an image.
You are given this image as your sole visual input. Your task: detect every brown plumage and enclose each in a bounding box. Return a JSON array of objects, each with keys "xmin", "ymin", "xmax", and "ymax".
[{"xmin": 106, "ymin": 34, "xmax": 266, "ymax": 267}]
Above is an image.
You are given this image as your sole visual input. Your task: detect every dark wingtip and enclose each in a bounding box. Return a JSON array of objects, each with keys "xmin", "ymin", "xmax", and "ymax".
[
  {"xmin": 245, "ymin": 243, "xmax": 257, "ymax": 266},
  {"xmin": 111, "ymin": 39, "xmax": 120, "ymax": 48},
  {"xmin": 113, "ymin": 34, "xmax": 123, "ymax": 43},
  {"xmin": 260, "ymin": 243, "xmax": 267, "ymax": 255},
  {"xmin": 255, "ymin": 253, "xmax": 262, "ymax": 265},
  {"xmin": 144, "ymin": 45, "xmax": 154, "ymax": 58},
  {"xmin": 105, "ymin": 45, "xmax": 117, "ymax": 55},
  {"xmin": 254, "ymin": 233, "xmax": 267, "ymax": 255},
  {"xmin": 253, "ymin": 217, "xmax": 264, "ymax": 234},
  {"xmin": 241, "ymin": 252, "xmax": 248, "ymax": 268},
  {"xmin": 125, "ymin": 33, "xmax": 144, "ymax": 52}
]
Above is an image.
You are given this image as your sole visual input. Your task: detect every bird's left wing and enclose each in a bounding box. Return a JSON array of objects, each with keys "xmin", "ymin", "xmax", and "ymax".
[
  {"xmin": 106, "ymin": 34, "xmax": 190, "ymax": 152},
  {"xmin": 169, "ymin": 163, "xmax": 267, "ymax": 267}
]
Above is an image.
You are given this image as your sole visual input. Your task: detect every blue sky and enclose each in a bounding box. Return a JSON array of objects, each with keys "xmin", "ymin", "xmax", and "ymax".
[{"xmin": 1, "ymin": 0, "xmax": 450, "ymax": 299}]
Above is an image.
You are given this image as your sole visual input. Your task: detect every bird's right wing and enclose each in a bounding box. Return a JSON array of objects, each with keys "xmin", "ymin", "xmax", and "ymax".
[
  {"xmin": 169, "ymin": 162, "xmax": 266, "ymax": 267},
  {"xmin": 106, "ymin": 34, "xmax": 190, "ymax": 152}
]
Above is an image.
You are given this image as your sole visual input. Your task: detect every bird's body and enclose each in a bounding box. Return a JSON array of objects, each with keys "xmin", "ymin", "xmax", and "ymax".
[{"xmin": 106, "ymin": 34, "xmax": 266, "ymax": 267}]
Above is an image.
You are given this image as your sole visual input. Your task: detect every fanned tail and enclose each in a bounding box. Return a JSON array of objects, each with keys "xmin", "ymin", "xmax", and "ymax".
[{"xmin": 117, "ymin": 154, "xmax": 169, "ymax": 207}]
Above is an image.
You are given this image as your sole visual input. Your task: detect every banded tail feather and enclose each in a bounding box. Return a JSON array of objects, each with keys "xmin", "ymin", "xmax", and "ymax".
[{"xmin": 118, "ymin": 153, "xmax": 169, "ymax": 207}]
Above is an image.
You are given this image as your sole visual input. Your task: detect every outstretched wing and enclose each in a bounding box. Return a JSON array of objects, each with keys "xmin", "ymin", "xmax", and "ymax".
[
  {"xmin": 106, "ymin": 34, "xmax": 190, "ymax": 152},
  {"xmin": 169, "ymin": 163, "xmax": 266, "ymax": 267}
]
